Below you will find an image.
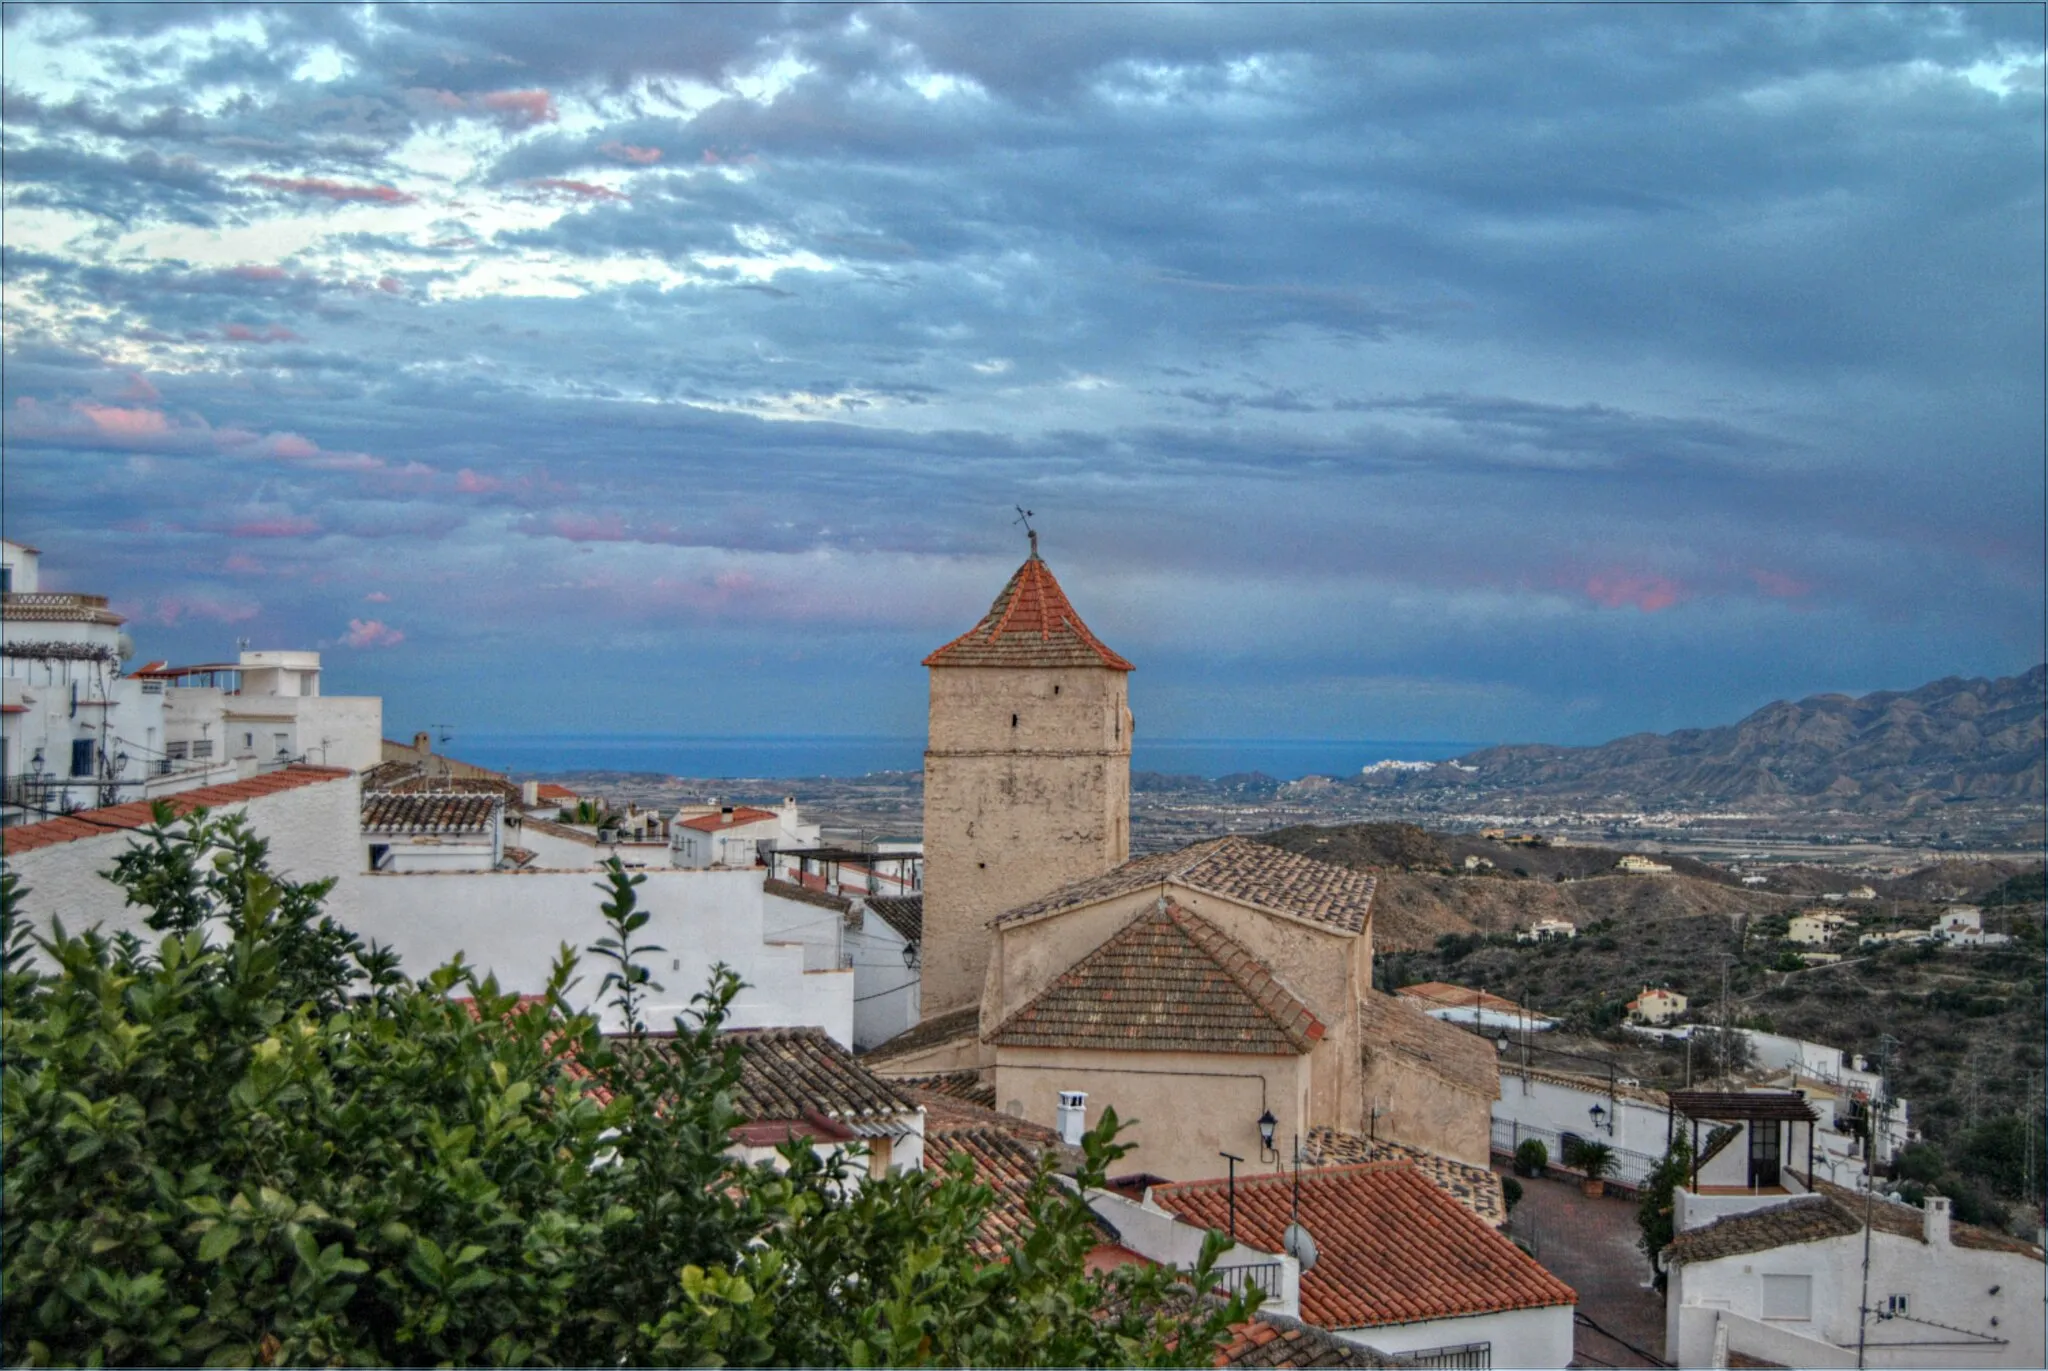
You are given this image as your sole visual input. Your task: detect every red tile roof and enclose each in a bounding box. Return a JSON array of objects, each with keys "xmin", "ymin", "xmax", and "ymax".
[
  {"xmin": 1396, "ymin": 982, "xmax": 1536, "ymax": 1018},
  {"xmin": 679, "ymin": 805, "xmax": 781, "ymax": 833},
  {"xmin": 997, "ymin": 835, "xmax": 1377, "ymax": 936},
  {"xmin": 987, "ymin": 900, "xmax": 1325, "ymax": 1055},
  {"xmin": 1218, "ymin": 1316, "xmax": 1398, "ymax": 1368},
  {"xmin": 532, "ymin": 782, "xmax": 579, "ymax": 800},
  {"xmin": 923, "ymin": 554, "xmax": 1134, "ymax": 671},
  {"xmin": 925, "ymin": 1124, "xmax": 1050, "ymax": 1258},
  {"xmin": 362, "ymin": 792, "xmax": 501, "ymax": 833},
  {"xmin": 1151, "ymin": 1162, "xmax": 1575, "ymax": 1330},
  {"xmin": 1, "ymin": 766, "xmax": 353, "ymax": 855}
]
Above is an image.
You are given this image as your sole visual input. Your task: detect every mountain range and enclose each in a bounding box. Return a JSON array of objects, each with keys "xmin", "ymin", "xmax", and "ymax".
[{"xmin": 1364, "ymin": 665, "xmax": 2046, "ymax": 817}]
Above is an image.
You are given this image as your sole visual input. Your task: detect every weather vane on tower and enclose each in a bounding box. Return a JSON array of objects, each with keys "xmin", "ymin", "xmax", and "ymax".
[{"xmin": 1014, "ymin": 505, "xmax": 1037, "ymax": 559}]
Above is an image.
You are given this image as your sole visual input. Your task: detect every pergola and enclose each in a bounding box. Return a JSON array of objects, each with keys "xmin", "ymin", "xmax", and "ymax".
[
  {"xmin": 1668, "ymin": 1090, "xmax": 1821, "ymax": 1191},
  {"xmin": 764, "ymin": 845, "xmax": 922, "ymax": 896}
]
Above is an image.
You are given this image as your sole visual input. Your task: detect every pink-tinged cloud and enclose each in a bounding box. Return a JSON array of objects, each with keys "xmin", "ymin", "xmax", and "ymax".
[
  {"xmin": 364, "ymin": 590, "xmax": 392, "ymax": 603},
  {"xmin": 76, "ymin": 403, "xmax": 170, "ymax": 439},
  {"xmin": 455, "ymin": 468, "xmax": 503, "ymax": 494},
  {"xmin": 377, "ymin": 276, "xmax": 405, "ymax": 294},
  {"xmin": 600, "ymin": 141, "xmax": 662, "ymax": 164},
  {"xmin": 150, "ymin": 594, "xmax": 261, "ymax": 627},
  {"xmin": 1583, "ymin": 571, "xmax": 1685, "ymax": 612},
  {"xmin": 266, "ymin": 432, "xmax": 321, "ymax": 460},
  {"xmin": 1749, "ymin": 568, "xmax": 1813, "ymax": 599},
  {"xmin": 701, "ymin": 148, "xmax": 723, "ymax": 165},
  {"xmin": 231, "ymin": 516, "xmax": 321, "ymax": 538},
  {"xmin": 224, "ymin": 322, "xmax": 303, "ymax": 343},
  {"xmin": 527, "ymin": 178, "xmax": 625, "ymax": 201},
  {"xmin": 246, "ymin": 175, "xmax": 416, "ymax": 204},
  {"xmin": 480, "ymin": 88, "xmax": 557, "ymax": 125},
  {"xmin": 343, "ymin": 618, "xmax": 405, "ymax": 649},
  {"xmin": 117, "ymin": 373, "xmax": 161, "ymax": 403},
  {"xmin": 224, "ymin": 553, "xmax": 266, "ymax": 574}
]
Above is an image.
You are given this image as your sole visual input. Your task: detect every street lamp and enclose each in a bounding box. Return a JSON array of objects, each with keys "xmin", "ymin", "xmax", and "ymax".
[
  {"xmin": 1589, "ymin": 1102, "xmax": 1613, "ymax": 1135},
  {"xmin": 1257, "ymin": 1109, "xmax": 1278, "ymax": 1156}
]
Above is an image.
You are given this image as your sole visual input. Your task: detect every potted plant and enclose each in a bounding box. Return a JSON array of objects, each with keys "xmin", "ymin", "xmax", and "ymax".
[
  {"xmin": 1514, "ymin": 1137, "xmax": 1548, "ymax": 1178},
  {"xmin": 1578, "ymin": 1141, "xmax": 1615, "ymax": 1197}
]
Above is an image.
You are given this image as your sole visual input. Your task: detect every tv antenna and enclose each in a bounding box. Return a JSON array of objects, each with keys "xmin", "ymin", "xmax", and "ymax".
[
  {"xmin": 1014, "ymin": 505, "xmax": 1037, "ymax": 558},
  {"xmin": 432, "ymin": 722, "xmax": 453, "ymax": 747}
]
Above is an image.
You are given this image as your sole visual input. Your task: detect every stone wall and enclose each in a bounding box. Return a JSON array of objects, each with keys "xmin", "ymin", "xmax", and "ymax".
[{"xmin": 920, "ymin": 664, "xmax": 1130, "ymax": 1016}]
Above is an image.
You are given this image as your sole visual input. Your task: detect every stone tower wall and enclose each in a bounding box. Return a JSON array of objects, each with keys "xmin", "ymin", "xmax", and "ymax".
[{"xmin": 921, "ymin": 665, "xmax": 1131, "ymax": 1017}]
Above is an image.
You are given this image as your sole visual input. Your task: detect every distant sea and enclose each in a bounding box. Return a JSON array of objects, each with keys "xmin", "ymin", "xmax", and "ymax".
[{"xmin": 453, "ymin": 733, "xmax": 1479, "ymax": 781}]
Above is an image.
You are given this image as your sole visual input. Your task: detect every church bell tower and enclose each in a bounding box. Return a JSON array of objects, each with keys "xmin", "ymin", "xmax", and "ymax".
[{"xmin": 919, "ymin": 532, "xmax": 1133, "ymax": 1018}]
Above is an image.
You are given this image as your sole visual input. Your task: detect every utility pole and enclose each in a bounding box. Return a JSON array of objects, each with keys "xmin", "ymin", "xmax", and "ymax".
[
  {"xmin": 1219, "ymin": 1151, "xmax": 1242, "ymax": 1242},
  {"xmin": 1856, "ymin": 1034, "xmax": 1897, "ymax": 1370},
  {"xmin": 1716, "ymin": 952, "xmax": 1736, "ymax": 1086}
]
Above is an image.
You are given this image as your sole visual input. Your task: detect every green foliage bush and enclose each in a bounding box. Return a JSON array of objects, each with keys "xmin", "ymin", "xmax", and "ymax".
[
  {"xmin": 1, "ymin": 808, "xmax": 1252, "ymax": 1367},
  {"xmin": 1513, "ymin": 1138, "xmax": 1548, "ymax": 1177},
  {"xmin": 1636, "ymin": 1134, "xmax": 1694, "ymax": 1288}
]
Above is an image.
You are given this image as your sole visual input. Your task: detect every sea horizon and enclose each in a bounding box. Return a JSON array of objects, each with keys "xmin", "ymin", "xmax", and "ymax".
[{"xmin": 451, "ymin": 733, "xmax": 1487, "ymax": 782}]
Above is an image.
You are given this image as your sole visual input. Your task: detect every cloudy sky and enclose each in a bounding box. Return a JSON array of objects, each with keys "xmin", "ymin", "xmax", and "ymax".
[{"xmin": 3, "ymin": 4, "xmax": 2042, "ymax": 747}]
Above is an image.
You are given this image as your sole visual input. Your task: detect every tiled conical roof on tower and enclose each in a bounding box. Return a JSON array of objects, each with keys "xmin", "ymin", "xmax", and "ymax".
[{"xmin": 924, "ymin": 539, "xmax": 1133, "ymax": 671}]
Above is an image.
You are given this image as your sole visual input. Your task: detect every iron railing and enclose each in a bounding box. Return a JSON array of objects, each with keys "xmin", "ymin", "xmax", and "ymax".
[
  {"xmin": 1209, "ymin": 1262, "xmax": 1284, "ymax": 1300},
  {"xmin": 1390, "ymin": 1340, "xmax": 1491, "ymax": 1368}
]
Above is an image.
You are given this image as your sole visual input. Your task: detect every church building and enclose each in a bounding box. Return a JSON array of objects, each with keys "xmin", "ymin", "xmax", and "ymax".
[{"xmin": 872, "ymin": 537, "xmax": 1497, "ymax": 1181}]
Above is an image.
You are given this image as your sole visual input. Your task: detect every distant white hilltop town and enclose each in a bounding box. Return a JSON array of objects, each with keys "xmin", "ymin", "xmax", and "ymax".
[{"xmin": 5, "ymin": 531, "xmax": 2040, "ymax": 1371}]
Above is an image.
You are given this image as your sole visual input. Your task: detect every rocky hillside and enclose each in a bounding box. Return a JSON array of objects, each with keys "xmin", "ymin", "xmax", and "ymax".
[
  {"xmin": 1259, "ymin": 822, "xmax": 1786, "ymax": 951},
  {"xmin": 1361, "ymin": 665, "xmax": 2044, "ymax": 815}
]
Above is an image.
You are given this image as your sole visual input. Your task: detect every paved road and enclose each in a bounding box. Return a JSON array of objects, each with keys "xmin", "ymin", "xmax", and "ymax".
[{"xmin": 1500, "ymin": 1167, "xmax": 1669, "ymax": 1368}]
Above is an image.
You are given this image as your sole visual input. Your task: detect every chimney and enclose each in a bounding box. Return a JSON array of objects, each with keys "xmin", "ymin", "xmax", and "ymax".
[
  {"xmin": 521, "ymin": 780, "xmax": 539, "ymax": 807},
  {"xmin": 1056, "ymin": 1090, "xmax": 1088, "ymax": 1146},
  {"xmin": 1924, "ymin": 1195, "xmax": 1951, "ymax": 1246},
  {"xmin": 414, "ymin": 731, "xmax": 431, "ymax": 754},
  {"xmin": 721, "ymin": 806, "xmax": 735, "ymax": 826}
]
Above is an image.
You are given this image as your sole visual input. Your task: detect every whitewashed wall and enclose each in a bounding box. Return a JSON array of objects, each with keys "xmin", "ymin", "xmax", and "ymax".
[
  {"xmin": 332, "ymin": 868, "xmax": 855, "ymax": 1043},
  {"xmin": 1496, "ymin": 1069, "xmax": 1673, "ymax": 1160},
  {"xmin": 1668, "ymin": 1218, "xmax": 2044, "ymax": 1370},
  {"xmin": 848, "ymin": 909, "xmax": 920, "ymax": 1051},
  {"xmin": 6, "ymin": 773, "xmax": 365, "ymax": 945},
  {"xmin": 1334, "ymin": 1303, "xmax": 1574, "ymax": 1369}
]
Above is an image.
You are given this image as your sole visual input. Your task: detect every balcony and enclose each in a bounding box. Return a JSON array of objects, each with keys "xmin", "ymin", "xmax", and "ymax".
[{"xmin": 1209, "ymin": 1261, "xmax": 1284, "ymax": 1301}]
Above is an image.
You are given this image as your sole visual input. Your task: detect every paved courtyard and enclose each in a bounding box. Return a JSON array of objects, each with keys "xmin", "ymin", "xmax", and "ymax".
[{"xmin": 1498, "ymin": 1167, "xmax": 1669, "ymax": 1368}]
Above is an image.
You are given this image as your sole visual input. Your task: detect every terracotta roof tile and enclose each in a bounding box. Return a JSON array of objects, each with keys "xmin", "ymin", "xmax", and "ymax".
[
  {"xmin": 1218, "ymin": 1315, "xmax": 1398, "ymax": 1368},
  {"xmin": 1801, "ymin": 1175, "xmax": 2045, "ymax": 1259},
  {"xmin": 723, "ymin": 1026, "xmax": 919, "ymax": 1134},
  {"xmin": 925, "ymin": 1124, "xmax": 1052, "ymax": 1258},
  {"xmin": 988, "ymin": 900, "xmax": 1325, "ymax": 1055},
  {"xmin": 897, "ymin": 1071, "xmax": 996, "ymax": 1110},
  {"xmin": 362, "ymin": 791, "xmax": 501, "ymax": 833},
  {"xmin": 1356, "ymin": 991, "xmax": 1499, "ymax": 1100},
  {"xmin": 997, "ymin": 835, "xmax": 1376, "ymax": 936},
  {"xmin": 680, "ymin": 805, "xmax": 781, "ymax": 833},
  {"xmin": 764, "ymin": 877, "xmax": 853, "ymax": 914},
  {"xmin": 1664, "ymin": 1196, "xmax": 1862, "ymax": 1265},
  {"xmin": 923, "ymin": 554, "xmax": 1133, "ymax": 671},
  {"xmin": 860, "ymin": 1005, "xmax": 982, "ymax": 1064},
  {"xmin": 1152, "ymin": 1162, "xmax": 1575, "ymax": 1330},
  {"xmin": 1, "ymin": 766, "xmax": 352, "ymax": 856},
  {"xmin": 1303, "ymin": 1127, "xmax": 1506, "ymax": 1228},
  {"xmin": 866, "ymin": 894, "xmax": 923, "ymax": 944}
]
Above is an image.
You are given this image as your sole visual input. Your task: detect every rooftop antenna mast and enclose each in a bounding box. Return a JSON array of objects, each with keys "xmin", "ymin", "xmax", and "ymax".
[{"xmin": 1014, "ymin": 505, "xmax": 1037, "ymax": 559}]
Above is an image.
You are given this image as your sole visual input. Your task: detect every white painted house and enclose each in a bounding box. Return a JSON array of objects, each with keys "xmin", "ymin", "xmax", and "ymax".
[
  {"xmin": 139, "ymin": 651, "xmax": 382, "ymax": 776},
  {"xmin": 4, "ymin": 775, "xmax": 855, "ymax": 1045},
  {"xmin": 673, "ymin": 800, "xmax": 818, "ymax": 869},
  {"xmin": 1665, "ymin": 1181, "xmax": 2045, "ymax": 1369}
]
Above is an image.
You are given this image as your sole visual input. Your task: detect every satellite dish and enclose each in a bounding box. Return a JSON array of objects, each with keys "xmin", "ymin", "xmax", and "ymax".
[{"xmin": 1282, "ymin": 1221, "xmax": 1319, "ymax": 1273}]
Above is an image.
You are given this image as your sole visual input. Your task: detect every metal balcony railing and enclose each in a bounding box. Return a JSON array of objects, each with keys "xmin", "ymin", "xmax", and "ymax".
[{"xmin": 1209, "ymin": 1262, "xmax": 1284, "ymax": 1300}]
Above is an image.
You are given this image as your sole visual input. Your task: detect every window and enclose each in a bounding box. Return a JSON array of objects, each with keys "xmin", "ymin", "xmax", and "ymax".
[
  {"xmin": 1762, "ymin": 1274, "xmax": 1813, "ymax": 1321},
  {"xmin": 1884, "ymin": 1294, "xmax": 1910, "ymax": 1317},
  {"xmin": 71, "ymin": 738, "xmax": 96, "ymax": 777},
  {"xmin": 0, "ymin": 566, "xmax": 10, "ymax": 593},
  {"xmin": 242, "ymin": 732, "xmax": 254, "ymax": 748},
  {"xmin": 191, "ymin": 739, "xmax": 213, "ymax": 759},
  {"xmin": 166, "ymin": 741, "xmax": 189, "ymax": 761}
]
